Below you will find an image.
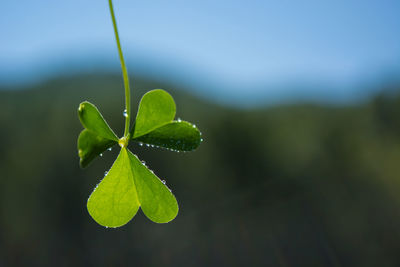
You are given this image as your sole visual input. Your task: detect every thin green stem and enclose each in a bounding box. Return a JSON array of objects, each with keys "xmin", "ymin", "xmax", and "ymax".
[{"xmin": 108, "ymin": 0, "xmax": 131, "ymax": 138}]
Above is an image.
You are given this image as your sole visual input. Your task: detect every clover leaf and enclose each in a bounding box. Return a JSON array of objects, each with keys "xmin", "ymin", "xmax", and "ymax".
[
  {"xmin": 87, "ymin": 148, "xmax": 140, "ymax": 227},
  {"xmin": 78, "ymin": 89, "xmax": 201, "ymax": 227},
  {"xmin": 86, "ymin": 147, "xmax": 178, "ymax": 227},
  {"xmin": 78, "ymin": 101, "xmax": 119, "ymax": 141},
  {"xmin": 133, "ymin": 89, "xmax": 176, "ymax": 138},
  {"xmin": 77, "ymin": 0, "xmax": 202, "ymax": 228},
  {"xmin": 77, "ymin": 101, "xmax": 118, "ymax": 168},
  {"xmin": 78, "ymin": 129, "xmax": 116, "ymax": 168},
  {"xmin": 133, "ymin": 120, "xmax": 202, "ymax": 151},
  {"xmin": 131, "ymin": 89, "xmax": 202, "ymax": 151}
]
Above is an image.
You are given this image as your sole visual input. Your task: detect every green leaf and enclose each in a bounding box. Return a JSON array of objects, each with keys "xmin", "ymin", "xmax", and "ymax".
[
  {"xmin": 87, "ymin": 148, "xmax": 178, "ymax": 227},
  {"xmin": 87, "ymin": 148, "xmax": 140, "ymax": 227},
  {"xmin": 133, "ymin": 120, "xmax": 202, "ymax": 151},
  {"xmin": 78, "ymin": 130, "xmax": 117, "ymax": 168},
  {"xmin": 127, "ymin": 150, "xmax": 178, "ymax": 223},
  {"xmin": 78, "ymin": 101, "xmax": 118, "ymax": 141},
  {"xmin": 133, "ymin": 89, "xmax": 176, "ymax": 138}
]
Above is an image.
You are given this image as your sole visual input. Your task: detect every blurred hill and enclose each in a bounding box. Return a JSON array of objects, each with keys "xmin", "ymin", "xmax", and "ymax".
[{"xmin": 1, "ymin": 74, "xmax": 400, "ymax": 266}]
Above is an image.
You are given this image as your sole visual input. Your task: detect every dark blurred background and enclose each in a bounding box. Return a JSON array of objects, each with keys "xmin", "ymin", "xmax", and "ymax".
[{"xmin": 1, "ymin": 0, "xmax": 400, "ymax": 266}]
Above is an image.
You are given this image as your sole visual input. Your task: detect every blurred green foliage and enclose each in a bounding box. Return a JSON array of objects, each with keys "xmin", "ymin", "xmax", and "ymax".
[{"xmin": 1, "ymin": 74, "xmax": 400, "ymax": 266}]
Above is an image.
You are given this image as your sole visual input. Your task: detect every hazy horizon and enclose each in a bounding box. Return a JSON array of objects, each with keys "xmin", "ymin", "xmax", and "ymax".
[{"xmin": 1, "ymin": 0, "xmax": 400, "ymax": 106}]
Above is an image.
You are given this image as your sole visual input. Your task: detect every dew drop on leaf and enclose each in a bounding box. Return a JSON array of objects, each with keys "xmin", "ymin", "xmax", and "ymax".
[
  {"xmin": 108, "ymin": 147, "xmax": 112, "ymax": 151},
  {"xmin": 161, "ymin": 180, "xmax": 166, "ymax": 184},
  {"xmin": 100, "ymin": 153, "xmax": 103, "ymax": 157},
  {"xmin": 177, "ymin": 118, "xmax": 181, "ymax": 122},
  {"xmin": 123, "ymin": 109, "xmax": 128, "ymax": 117}
]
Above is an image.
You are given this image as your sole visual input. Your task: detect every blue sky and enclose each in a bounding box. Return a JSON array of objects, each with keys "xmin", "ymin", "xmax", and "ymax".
[{"xmin": 1, "ymin": 0, "xmax": 400, "ymax": 104}]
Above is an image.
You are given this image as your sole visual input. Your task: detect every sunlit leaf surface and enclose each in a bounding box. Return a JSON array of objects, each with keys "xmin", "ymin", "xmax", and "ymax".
[
  {"xmin": 133, "ymin": 89, "xmax": 176, "ymax": 138},
  {"xmin": 127, "ymin": 150, "xmax": 178, "ymax": 223},
  {"xmin": 87, "ymin": 148, "xmax": 140, "ymax": 227},
  {"xmin": 78, "ymin": 101, "xmax": 118, "ymax": 141},
  {"xmin": 87, "ymin": 148, "xmax": 178, "ymax": 227}
]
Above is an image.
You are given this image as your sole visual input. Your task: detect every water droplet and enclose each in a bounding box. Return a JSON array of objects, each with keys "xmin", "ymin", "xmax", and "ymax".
[
  {"xmin": 177, "ymin": 118, "xmax": 182, "ymax": 122},
  {"xmin": 104, "ymin": 171, "xmax": 108, "ymax": 176},
  {"xmin": 141, "ymin": 160, "xmax": 146, "ymax": 165},
  {"xmin": 100, "ymin": 153, "xmax": 103, "ymax": 157},
  {"xmin": 146, "ymin": 144, "xmax": 150, "ymax": 147},
  {"xmin": 105, "ymin": 226, "xmax": 109, "ymax": 229},
  {"xmin": 138, "ymin": 142, "xmax": 143, "ymax": 146},
  {"xmin": 200, "ymin": 138, "xmax": 204, "ymax": 142},
  {"xmin": 123, "ymin": 109, "xmax": 128, "ymax": 117},
  {"xmin": 161, "ymin": 180, "xmax": 166, "ymax": 184},
  {"xmin": 93, "ymin": 183, "xmax": 99, "ymax": 191},
  {"xmin": 192, "ymin": 124, "xmax": 196, "ymax": 128},
  {"xmin": 107, "ymin": 147, "xmax": 112, "ymax": 151}
]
